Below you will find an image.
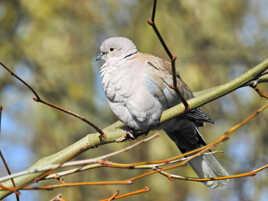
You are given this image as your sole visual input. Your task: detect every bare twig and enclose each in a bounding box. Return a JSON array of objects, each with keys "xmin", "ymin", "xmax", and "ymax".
[
  {"xmin": 20, "ymin": 180, "xmax": 132, "ymax": 190},
  {"xmin": 45, "ymin": 156, "xmax": 181, "ymax": 180},
  {"xmin": 33, "ymin": 98, "xmax": 105, "ymax": 137},
  {"xmin": 0, "ymin": 107, "xmax": 20, "ymax": 199},
  {"xmin": 48, "ymin": 149, "xmax": 222, "ymax": 179},
  {"xmin": 0, "ymin": 62, "xmax": 105, "ymax": 137},
  {"xmin": 99, "ymin": 187, "xmax": 150, "ymax": 201},
  {"xmin": 104, "ymin": 190, "xmax": 120, "ymax": 201},
  {"xmin": 0, "ymin": 184, "xmax": 16, "ymax": 192},
  {"xmin": 154, "ymin": 164, "xmax": 268, "ymax": 183},
  {"xmin": 253, "ymin": 87, "xmax": 268, "ymax": 99},
  {"xmin": 0, "ymin": 105, "xmax": 2, "ymax": 135},
  {"xmin": 0, "ymin": 151, "xmax": 20, "ymax": 201},
  {"xmin": 147, "ymin": 0, "xmax": 189, "ymax": 110},
  {"xmin": 0, "ymin": 62, "xmax": 40, "ymax": 99}
]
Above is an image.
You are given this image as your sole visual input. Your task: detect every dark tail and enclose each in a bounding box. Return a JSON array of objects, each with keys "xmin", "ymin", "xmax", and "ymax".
[{"xmin": 163, "ymin": 119, "xmax": 229, "ymax": 188}]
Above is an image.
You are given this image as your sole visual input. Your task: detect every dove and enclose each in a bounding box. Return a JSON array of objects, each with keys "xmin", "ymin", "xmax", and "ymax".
[{"xmin": 96, "ymin": 37, "xmax": 229, "ymax": 188}]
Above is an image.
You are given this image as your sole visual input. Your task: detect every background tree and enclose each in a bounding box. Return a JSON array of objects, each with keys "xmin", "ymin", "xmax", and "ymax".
[{"xmin": 0, "ymin": 0, "xmax": 267, "ymax": 200}]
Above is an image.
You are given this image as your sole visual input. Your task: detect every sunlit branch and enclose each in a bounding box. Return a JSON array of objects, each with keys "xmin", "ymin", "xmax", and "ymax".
[{"xmin": 0, "ymin": 134, "xmax": 159, "ymax": 183}]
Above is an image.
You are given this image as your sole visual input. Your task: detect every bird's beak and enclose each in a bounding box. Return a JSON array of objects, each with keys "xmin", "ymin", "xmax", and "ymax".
[{"xmin": 96, "ymin": 52, "xmax": 105, "ymax": 61}]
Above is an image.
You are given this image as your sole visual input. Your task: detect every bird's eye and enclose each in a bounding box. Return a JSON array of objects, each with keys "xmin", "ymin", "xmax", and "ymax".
[{"xmin": 110, "ymin": 48, "xmax": 115, "ymax": 52}]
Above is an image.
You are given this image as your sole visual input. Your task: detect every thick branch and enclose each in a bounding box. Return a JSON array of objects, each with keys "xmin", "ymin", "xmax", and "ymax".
[{"xmin": 0, "ymin": 59, "xmax": 267, "ymax": 199}]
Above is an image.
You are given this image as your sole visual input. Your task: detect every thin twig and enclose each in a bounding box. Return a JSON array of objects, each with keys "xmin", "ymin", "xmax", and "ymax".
[
  {"xmin": 33, "ymin": 98, "xmax": 105, "ymax": 137},
  {"xmin": 0, "ymin": 62, "xmax": 40, "ymax": 99},
  {"xmin": 0, "ymin": 102, "xmax": 18, "ymax": 199},
  {"xmin": 0, "ymin": 105, "xmax": 2, "ymax": 135},
  {"xmin": 0, "ymin": 184, "xmax": 16, "ymax": 192},
  {"xmin": 99, "ymin": 187, "xmax": 150, "ymax": 201},
  {"xmin": 46, "ymin": 148, "xmax": 224, "ymax": 180},
  {"xmin": 44, "ymin": 151, "xmax": 220, "ymax": 183},
  {"xmin": 45, "ymin": 152, "xmax": 191, "ymax": 180},
  {"xmin": 0, "ymin": 151, "xmax": 20, "ymax": 201},
  {"xmin": 0, "ymin": 62, "xmax": 105, "ymax": 137},
  {"xmin": 147, "ymin": 0, "xmax": 189, "ymax": 110},
  {"xmin": 154, "ymin": 164, "xmax": 268, "ymax": 183},
  {"xmin": 19, "ymin": 180, "xmax": 132, "ymax": 191},
  {"xmin": 104, "ymin": 190, "xmax": 120, "ymax": 201},
  {"xmin": 253, "ymin": 87, "xmax": 268, "ymax": 99}
]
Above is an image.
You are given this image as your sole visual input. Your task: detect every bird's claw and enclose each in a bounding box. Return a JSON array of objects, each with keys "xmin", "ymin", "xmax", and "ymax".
[{"xmin": 116, "ymin": 127, "xmax": 138, "ymax": 142}]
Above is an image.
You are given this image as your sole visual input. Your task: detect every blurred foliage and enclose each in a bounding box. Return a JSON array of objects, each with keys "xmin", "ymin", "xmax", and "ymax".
[{"xmin": 0, "ymin": 0, "xmax": 268, "ymax": 200}]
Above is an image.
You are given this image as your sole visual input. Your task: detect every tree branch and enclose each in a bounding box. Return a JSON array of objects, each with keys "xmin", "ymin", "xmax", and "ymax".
[
  {"xmin": 0, "ymin": 134, "xmax": 159, "ymax": 183},
  {"xmin": 0, "ymin": 59, "xmax": 267, "ymax": 199},
  {"xmin": 147, "ymin": 0, "xmax": 189, "ymax": 110},
  {"xmin": 0, "ymin": 151, "xmax": 20, "ymax": 201},
  {"xmin": 0, "ymin": 62, "xmax": 105, "ymax": 137}
]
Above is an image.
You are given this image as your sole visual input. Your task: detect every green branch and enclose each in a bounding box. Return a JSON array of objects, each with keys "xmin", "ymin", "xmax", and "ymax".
[{"xmin": 0, "ymin": 59, "xmax": 267, "ymax": 199}]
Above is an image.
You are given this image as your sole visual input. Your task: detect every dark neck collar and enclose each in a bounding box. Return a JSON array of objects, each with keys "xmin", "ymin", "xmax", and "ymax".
[{"xmin": 123, "ymin": 51, "xmax": 138, "ymax": 59}]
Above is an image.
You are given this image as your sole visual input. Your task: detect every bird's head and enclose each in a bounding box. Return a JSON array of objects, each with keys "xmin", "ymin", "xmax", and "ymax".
[{"xmin": 96, "ymin": 37, "xmax": 138, "ymax": 62}]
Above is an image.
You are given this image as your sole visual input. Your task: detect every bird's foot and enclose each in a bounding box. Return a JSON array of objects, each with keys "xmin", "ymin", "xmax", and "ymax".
[{"xmin": 116, "ymin": 127, "xmax": 143, "ymax": 142}]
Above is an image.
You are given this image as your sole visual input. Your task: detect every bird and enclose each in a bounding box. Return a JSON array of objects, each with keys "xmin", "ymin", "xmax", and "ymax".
[{"xmin": 96, "ymin": 36, "xmax": 229, "ymax": 188}]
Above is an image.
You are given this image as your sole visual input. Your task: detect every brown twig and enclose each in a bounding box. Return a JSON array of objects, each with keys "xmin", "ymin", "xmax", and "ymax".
[
  {"xmin": 45, "ymin": 150, "xmax": 203, "ymax": 180},
  {"xmin": 0, "ymin": 151, "xmax": 20, "ymax": 201},
  {"xmin": 0, "ymin": 105, "xmax": 2, "ymax": 135},
  {"xmin": 20, "ymin": 180, "xmax": 132, "ymax": 191},
  {"xmin": 253, "ymin": 87, "xmax": 268, "ymax": 99},
  {"xmin": 45, "ymin": 150, "xmax": 222, "ymax": 180},
  {"xmin": 154, "ymin": 163, "xmax": 268, "ymax": 182},
  {"xmin": 99, "ymin": 187, "xmax": 150, "ymax": 201},
  {"xmin": 0, "ymin": 62, "xmax": 105, "ymax": 137},
  {"xmin": 147, "ymin": 0, "xmax": 189, "ymax": 110},
  {"xmin": 0, "ymin": 184, "xmax": 16, "ymax": 192},
  {"xmin": 33, "ymin": 98, "xmax": 105, "ymax": 137},
  {"xmin": 104, "ymin": 190, "xmax": 120, "ymax": 201}
]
